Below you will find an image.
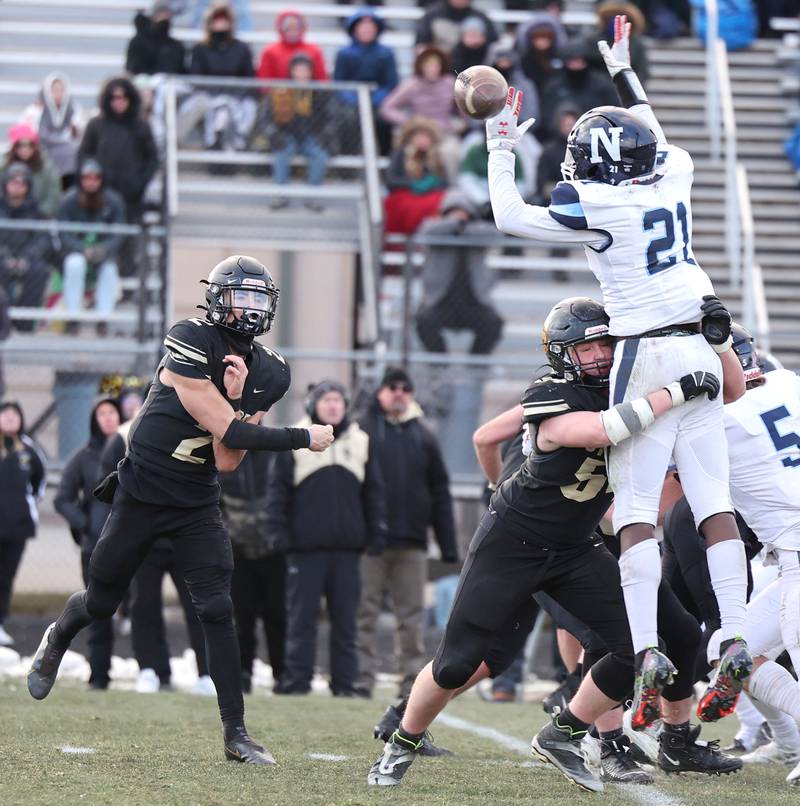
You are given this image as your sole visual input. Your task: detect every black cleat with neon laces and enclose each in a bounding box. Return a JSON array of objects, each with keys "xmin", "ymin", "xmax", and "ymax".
[
  {"xmin": 630, "ymin": 647, "xmax": 676, "ymax": 730},
  {"xmin": 531, "ymin": 718, "xmax": 603, "ymax": 793},
  {"xmin": 368, "ymin": 731, "xmax": 421, "ymax": 786},
  {"xmin": 373, "ymin": 704, "xmax": 453, "ymax": 757},
  {"xmin": 658, "ymin": 724, "xmax": 742, "ymax": 775},
  {"xmin": 697, "ymin": 637, "xmax": 752, "ymax": 723},
  {"xmin": 223, "ymin": 725, "xmax": 276, "ymax": 765}
]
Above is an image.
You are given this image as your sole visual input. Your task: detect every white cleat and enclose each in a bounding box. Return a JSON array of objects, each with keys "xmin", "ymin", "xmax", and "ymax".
[
  {"xmin": 623, "ymin": 708, "xmax": 662, "ymax": 764},
  {"xmin": 742, "ymin": 741, "xmax": 800, "ymax": 766},
  {"xmin": 0, "ymin": 624, "xmax": 14, "ymax": 646},
  {"xmin": 135, "ymin": 668, "xmax": 160, "ymax": 693},
  {"xmin": 192, "ymin": 674, "xmax": 217, "ymax": 696}
]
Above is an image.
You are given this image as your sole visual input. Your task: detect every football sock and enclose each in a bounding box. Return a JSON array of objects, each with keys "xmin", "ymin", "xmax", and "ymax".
[
  {"xmin": 734, "ymin": 692, "xmax": 766, "ymax": 747},
  {"xmin": 395, "ymin": 697, "xmax": 409, "ymax": 718},
  {"xmin": 749, "ymin": 692, "xmax": 800, "ymax": 751},
  {"xmin": 749, "ymin": 660, "xmax": 800, "ymax": 724},
  {"xmin": 619, "ymin": 540, "xmax": 661, "ymax": 653},
  {"xmin": 203, "ymin": 619, "xmax": 245, "ymax": 727},
  {"xmin": 662, "ymin": 721, "xmax": 690, "ymax": 735},
  {"xmin": 555, "ymin": 707, "xmax": 590, "ymax": 738},
  {"xmin": 599, "ymin": 728, "xmax": 623, "ymax": 742},
  {"xmin": 706, "ymin": 540, "xmax": 747, "ymax": 641},
  {"xmin": 52, "ymin": 591, "xmax": 92, "ymax": 650},
  {"xmin": 396, "ymin": 725, "xmax": 425, "ymax": 746}
]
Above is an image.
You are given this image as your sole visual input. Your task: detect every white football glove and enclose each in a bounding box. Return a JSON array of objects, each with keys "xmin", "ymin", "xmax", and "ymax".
[
  {"xmin": 486, "ymin": 87, "xmax": 535, "ymax": 152},
  {"xmin": 597, "ymin": 14, "xmax": 632, "ymax": 77}
]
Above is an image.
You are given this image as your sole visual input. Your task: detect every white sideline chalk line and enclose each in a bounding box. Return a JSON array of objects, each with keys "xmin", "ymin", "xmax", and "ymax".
[
  {"xmin": 308, "ymin": 753, "xmax": 349, "ymax": 762},
  {"xmin": 59, "ymin": 746, "xmax": 96, "ymax": 754},
  {"xmin": 434, "ymin": 713, "xmax": 686, "ymax": 806}
]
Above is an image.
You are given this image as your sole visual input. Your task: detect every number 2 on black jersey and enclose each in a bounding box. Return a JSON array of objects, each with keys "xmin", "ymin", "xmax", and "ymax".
[{"xmin": 642, "ymin": 202, "xmax": 695, "ymax": 274}]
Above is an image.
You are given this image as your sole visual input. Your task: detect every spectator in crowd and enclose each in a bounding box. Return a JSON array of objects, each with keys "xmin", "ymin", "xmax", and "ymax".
[
  {"xmin": 415, "ymin": 189, "xmax": 504, "ymax": 355},
  {"xmin": 515, "ymin": 12, "xmax": 567, "ymax": 96},
  {"xmin": 78, "ymin": 77, "xmax": 158, "ymax": 222},
  {"xmin": 220, "ymin": 452, "xmax": 286, "ymax": 695},
  {"xmin": 268, "ymin": 381, "xmax": 387, "ymax": 697},
  {"xmin": 256, "ymin": 9, "xmax": 328, "ymax": 80},
  {"xmin": 0, "ymin": 163, "xmax": 52, "ymax": 330},
  {"xmin": 487, "ymin": 40, "xmax": 539, "ymax": 126},
  {"xmin": 54, "ymin": 397, "xmax": 121, "ymax": 687},
  {"xmin": 538, "ymin": 40, "xmax": 616, "ymax": 140},
  {"xmin": 0, "ymin": 288, "xmax": 10, "ymax": 398},
  {"xmin": 535, "ymin": 102, "xmax": 579, "ymax": 203},
  {"xmin": 586, "ymin": 2, "xmax": 649, "ymax": 86},
  {"xmin": 333, "ymin": 6, "xmax": 398, "ymax": 156},
  {"xmin": 192, "ymin": 0, "xmax": 254, "ymax": 33},
  {"xmin": 636, "ymin": 0, "xmax": 690, "ymax": 38},
  {"xmin": 178, "ymin": 2, "xmax": 258, "ymax": 152},
  {"xmin": 5, "ymin": 124, "xmax": 62, "ymax": 218},
  {"xmin": 126, "ymin": 0, "xmax": 187, "ymax": 76},
  {"xmin": 451, "ymin": 16, "xmax": 492, "ymax": 74},
  {"xmin": 383, "ymin": 117, "xmax": 449, "ymax": 236},
  {"xmin": 356, "ymin": 367, "xmax": 457, "ymax": 698},
  {"xmin": 20, "ymin": 73, "xmax": 84, "ymax": 191},
  {"xmin": 0, "ymin": 401, "xmax": 46, "ymax": 648},
  {"xmin": 414, "ymin": 0, "xmax": 497, "ymax": 56},
  {"xmin": 458, "ymin": 126, "xmax": 541, "ymax": 215},
  {"xmin": 57, "ymin": 159, "xmax": 125, "ymax": 329},
  {"xmin": 268, "ymin": 53, "xmax": 330, "ymax": 212}
]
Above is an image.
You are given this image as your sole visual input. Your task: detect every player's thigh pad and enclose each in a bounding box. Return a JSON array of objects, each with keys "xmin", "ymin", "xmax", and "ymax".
[{"xmin": 744, "ymin": 578, "xmax": 783, "ymax": 660}]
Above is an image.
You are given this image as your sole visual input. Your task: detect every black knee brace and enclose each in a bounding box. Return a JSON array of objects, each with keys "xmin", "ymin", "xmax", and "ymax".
[
  {"xmin": 431, "ymin": 656, "xmax": 479, "ymax": 690},
  {"xmin": 589, "ymin": 651, "xmax": 634, "ymax": 703},
  {"xmin": 196, "ymin": 592, "xmax": 233, "ymax": 624}
]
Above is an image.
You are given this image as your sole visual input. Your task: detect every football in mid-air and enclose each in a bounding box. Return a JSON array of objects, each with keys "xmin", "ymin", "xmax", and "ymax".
[{"xmin": 454, "ymin": 65, "xmax": 509, "ymax": 120}]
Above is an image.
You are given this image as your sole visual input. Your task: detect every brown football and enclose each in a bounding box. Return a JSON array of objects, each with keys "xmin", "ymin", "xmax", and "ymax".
[{"xmin": 454, "ymin": 65, "xmax": 510, "ymax": 120}]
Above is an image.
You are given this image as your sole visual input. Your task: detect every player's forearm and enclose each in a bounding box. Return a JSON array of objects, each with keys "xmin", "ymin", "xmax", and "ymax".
[
  {"xmin": 609, "ymin": 65, "xmax": 666, "ymax": 145},
  {"xmin": 720, "ymin": 347, "xmax": 746, "ymax": 403},
  {"xmin": 473, "ymin": 404, "xmax": 524, "ymax": 483},
  {"xmin": 475, "ymin": 442, "xmax": 503, "ymax": 485},
  {"xmin": 213, "ymin": 411, "xmax": 262, "ymax": 472}
]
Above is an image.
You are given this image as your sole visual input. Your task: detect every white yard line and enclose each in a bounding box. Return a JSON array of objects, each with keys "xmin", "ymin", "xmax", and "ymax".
[{"xmin": 434, "ymin": 713, "xmax": 686, "ymax": 806}]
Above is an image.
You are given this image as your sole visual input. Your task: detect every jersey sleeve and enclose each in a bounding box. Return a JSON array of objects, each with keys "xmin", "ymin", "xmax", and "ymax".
[
  {"xmin": 520, "ymin": 378, "xmax": 574, "ymax": 425},
  {"xmin": 162, "ymin": 320, "xmax": 213, "ymax": 380},
  {"xmin": 249, "ymin": 345, "xmax": 291, "ymax": 413},
  {"xmin": 548, "ymin": 182, "xmax": 589, "ymax": 229}
]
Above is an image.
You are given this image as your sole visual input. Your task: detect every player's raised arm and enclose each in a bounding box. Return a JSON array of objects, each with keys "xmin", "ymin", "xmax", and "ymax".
[{"xmin": 598, "ymin": 14, "xmax": 666, "ymax": 145}]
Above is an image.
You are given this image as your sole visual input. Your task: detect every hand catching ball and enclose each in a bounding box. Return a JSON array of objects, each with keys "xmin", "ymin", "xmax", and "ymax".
[{"xmin": 454, "ymin": 65, "xmax": 510, "ymax": 120}]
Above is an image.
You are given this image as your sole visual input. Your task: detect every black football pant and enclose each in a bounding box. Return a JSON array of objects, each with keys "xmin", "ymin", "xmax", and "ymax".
[
  {"xmin": 431, "ymin": 510, "xmax": 634, "ymax": 703},
  {"xmin": 53, "ymin": 487, "xmax": 244, "ymax": 726},
  {"xmin": 131, "ymin": 541, "xmax": 208, "ymax": 683},
  {"xmin": 282, "ymin": 550, "xmax": 360, "ymax": 694},
  {"xmin": 231, "ymin": 548, "xmax": 286, "ymax": 683},
  {"xmin": 80, "ymin": 549, "xmax": 114, "ymax": 687}
]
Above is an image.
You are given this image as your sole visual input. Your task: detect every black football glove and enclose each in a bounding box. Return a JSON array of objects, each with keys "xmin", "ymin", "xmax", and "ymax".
[
  {"xmin": 700, "ymin": 294, "xmax": 732, "ymax": 350},
  {"xmin": 679, "ymin": 370, "xmax": 720, "ymax": 402}
]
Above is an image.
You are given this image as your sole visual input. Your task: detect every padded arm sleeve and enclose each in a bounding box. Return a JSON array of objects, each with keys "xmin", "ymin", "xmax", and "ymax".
[{"xmin": 221, "ymin": 418, "xmax": 311, "ymax": 451}]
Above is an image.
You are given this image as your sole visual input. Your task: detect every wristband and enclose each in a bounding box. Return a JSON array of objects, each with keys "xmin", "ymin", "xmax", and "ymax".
[
  {"xmin": 711, "ymin": 335, "xmax": 733, "ymax": 354},
  {"xmin": 601, "ymin": 397, "xmax": 655, "ymax": 445},
  {"xmin": 612, "ymin": 68, "xmax": 649, "ymax": 108},
  {"xmin": 221, "ymin": 418, "xmax": 311, "ymax": 451},
  {"xmin": 664, "ymin": 382, "xmax": 685, "ymax": 408}
]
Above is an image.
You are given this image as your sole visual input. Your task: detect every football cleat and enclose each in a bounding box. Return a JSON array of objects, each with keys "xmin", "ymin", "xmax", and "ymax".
[
  {"xmin": 542, "ymin": 672, "xmax": 581, "ymax": 716},
  {"xmin": 697, "ymin": 637, "xmax": 752, "ymax": 723},
  {"xmin": 223, "ymin": 726, "xmax": 276, "ymax": 765},
  {"xmin": 531, "ymin": 719, "xmax": 603, "ymax": 793},
  {"xmin": 630, "ymin": 648, "xmax": 676, "ymax": 730},
  {"xmin": 787, "ymin": 757, "xmax": 800, "ymax": 785},
  {"xmin": 741, "ymin": 741, "xmax": 800, "ymax": 766},
  {"xmin": 373, "ymin": 705, "xmax": 452, "ymax": 757},
  {"xmin": 368, "ymin": 731, "xmax": 420, "ymax": 786},
  {"xmin": 723, "ymin": 722, "xmax": 770, "ymax": 754},
  {"xmin": 600, "ymin": 735, "xmax": 654, "ymax": 785},
  {"xmin": 658, "ymin": 724, "xmax": 742, "ymax": 775},
  {"xmin": 27, "ymin": 622, "xmax": 66, "ymax": 700},
  {"xmin": 623, "ymin": 708, "xmax": 662, "ymax": 764}
]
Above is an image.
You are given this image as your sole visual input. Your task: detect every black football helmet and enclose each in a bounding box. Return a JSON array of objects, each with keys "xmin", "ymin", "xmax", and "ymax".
[
  {"xmin": 542, "ymin": 297, "xmax": 612, "ymax": 385},
  {"xmin": 730, "ymin": 323, "xmax": 763, "ymax": 384},
  {"xmin": 562, "ymin": 106, "xmax": 658, "ymax": 186},
  {"xmin": 202, "ymin": 255, "xmax": 279, "ymax": 337}
]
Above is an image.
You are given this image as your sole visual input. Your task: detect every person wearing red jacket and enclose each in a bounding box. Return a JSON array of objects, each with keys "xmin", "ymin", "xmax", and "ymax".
[{"xmin": 256, "ymin": 9, "xmax": 328, "ymax": 80}]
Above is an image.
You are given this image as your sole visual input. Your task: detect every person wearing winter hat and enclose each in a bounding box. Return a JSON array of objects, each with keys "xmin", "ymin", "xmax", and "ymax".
[
  {"xmin": 267, "ymin": 380, "xmax": 387, "ymax": 696},
  {"xmin": 257, "ymin": 8, "xmax": 328, "ymax": 80},
  {"xmin": 355, "ymin": 369, "xmax": 458, "ymax": 698},
  {"xmin": 125, "ymin": 0, "xmax": 187, "ymax": 77},
  {"xmin": 415, "ymin": 188, "xmax": 504, "ymax": 355},
  {"xmin": 4, "ymin": 123, "xmax": 62, "ymax": 217},
  {"xmin": 0, "ymin": 401, "xmax": 47, "ymax": 647},
  {"xmin": 451, "ymin": 15, "xmax": 491, "ymax": 74}
]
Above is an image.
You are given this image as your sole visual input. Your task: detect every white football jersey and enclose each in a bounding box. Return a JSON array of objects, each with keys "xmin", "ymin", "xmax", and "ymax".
[
  {"xmin": 724, "ymin": 369, "xmax": 800, "ymax": 554},
  {"xmin": 488, "ymin": 142, "xmax": 715, "ymax": 337}
]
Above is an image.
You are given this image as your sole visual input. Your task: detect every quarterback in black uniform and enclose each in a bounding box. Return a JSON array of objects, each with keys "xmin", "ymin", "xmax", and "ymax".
[
  {"xmin": 367, "ymin": 297, "xmax": 721, "ymax": 793},
  {"xmin": 27, "ymin": 255, "xmax": 334, "ymax": 765}
]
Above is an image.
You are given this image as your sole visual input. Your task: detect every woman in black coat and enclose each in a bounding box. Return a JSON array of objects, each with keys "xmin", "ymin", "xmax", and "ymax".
[{"xmin": 0, "ymin": 401, "xmax": 47, "ymax": 647}]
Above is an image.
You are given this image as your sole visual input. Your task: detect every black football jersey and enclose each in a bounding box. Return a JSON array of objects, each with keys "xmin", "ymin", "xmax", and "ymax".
[
  {"xmin": 118, "ymin": 317, "xmax": 291, "ymax": 507},
  {"xmin": 492, "ymin": 372, "xmax": 612, "ymax": 549}
]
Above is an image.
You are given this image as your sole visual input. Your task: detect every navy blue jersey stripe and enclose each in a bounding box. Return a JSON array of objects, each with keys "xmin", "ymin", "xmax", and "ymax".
[{"xmin": 612, "ymin": 338, "xmax": 641, "ymax": 405}]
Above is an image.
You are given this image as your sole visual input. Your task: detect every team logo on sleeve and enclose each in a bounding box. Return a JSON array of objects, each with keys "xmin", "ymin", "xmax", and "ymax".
[{"xmin": 589, "ymin": 126, "xmax": 623, "ymax": 164}]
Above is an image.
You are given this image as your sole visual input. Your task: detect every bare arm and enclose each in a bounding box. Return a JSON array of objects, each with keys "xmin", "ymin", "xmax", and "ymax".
[
  {"xmin": 160, "ymin": 367, "xmax": 238, "ymax": 439},
  {"xmin": 472, "ymin": 404, "xmax": 524, "ymax": 485},
  {"xmin": 720, "ymin": 347, "xmax": 746, "ymax": 403}
]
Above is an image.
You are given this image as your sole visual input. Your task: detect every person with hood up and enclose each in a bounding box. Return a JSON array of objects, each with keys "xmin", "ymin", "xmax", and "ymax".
[
  {"xmin": 256, "ymin": 9, "xmax": 328, "ymax": 80},
  {"xmin": 355, "ymin": 367, "xmax": 457, "ymax": 698},
  {"xmin": 125, "ymin": 0, "xmax": 187, "ymax": 76},
  {"xmin": 54, "ymin": 397, "xmax": 121, "ymax": 687},
  {"xmin": 57, "ymin": 159, "xmax": 125, "ymax": 327},
  {"xmin": 487, "ymin": 39, "xmax": 539, "ymax": 125},
  {"xmin": 515, "ymin": 11, "xmax": 567, "ymax": 95},
  {"xmin": 178, "ymin": 2, "xmax": 258, "ymax": 152},
  {"xmin": 585, "ymin": 1, "xmax": 649, "ymax": 86},
  {"xmin": 383, "ymin": 116, "xmax": 449, "ymax": 236},
  {"xmin": 414, "ymin": 189, "xmax": 504, "ymax": 355},
  {"xmin": 4, "ymin": 124, "xmax": 62, "ymax": 218},
  {"xmin": 333, "ymin": 7, "xmax": 398, "ymax": 156},
  {"xmin": 78, "ymin": 77, "xmax": 158, "ymax": 222},
  {"xmin": 414, "ymin": 0, "xmax": 497, "ymax": 55},
  {"xmin": 267, "ymin": 380, "xmax": 387, "ymax": 696},
  {"xmin": 450, "ymin": 15, "xmax": 492, "ymax": 74},
  {"xmin": 0, "ymin": 163, "xmax": 52, "ymax": 329},
  {"xmin": 20, "ymin": 73, "xmax": 84, "ymax": 190},
  {"xmin": 0, "ymin": 401, "xmax": 47, "ymax": 647}
]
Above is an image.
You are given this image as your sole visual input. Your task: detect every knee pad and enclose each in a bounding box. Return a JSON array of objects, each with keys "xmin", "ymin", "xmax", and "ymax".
[
  {"xmin": 196, "ymin": 592, "xmax": 233, "ymax": 624},
  {"xmin": 431, "ymin": 656, "xmax": 478, "ymax": 690},
  {"xmin": 590, "ymin": 651, "xmax": 634, "ymax": 703}
]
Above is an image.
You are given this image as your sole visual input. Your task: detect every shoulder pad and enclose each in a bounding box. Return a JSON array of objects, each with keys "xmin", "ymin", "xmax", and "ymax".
[
  {"xmin": 163, "ymin": 318, "xmax": 214, "ymax": 366},
  {"xmin": 549, "ymin": 182, "xmax": 587, "ymax": 230},
  {"xmin": 521, "ymin": 376, "xmax": 575, "ymax": 424}
]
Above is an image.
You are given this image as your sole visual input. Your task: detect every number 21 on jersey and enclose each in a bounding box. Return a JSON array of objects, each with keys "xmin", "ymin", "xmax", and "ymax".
[{"xmin": 642, "ymin": 202, "xmax": 695, "ymax": 275}]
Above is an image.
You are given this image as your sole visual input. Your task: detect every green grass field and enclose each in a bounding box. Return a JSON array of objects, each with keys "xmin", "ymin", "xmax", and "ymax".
[{"xmin": 1, "ymin": 679, "xmax": 797, "ymax": 806}]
